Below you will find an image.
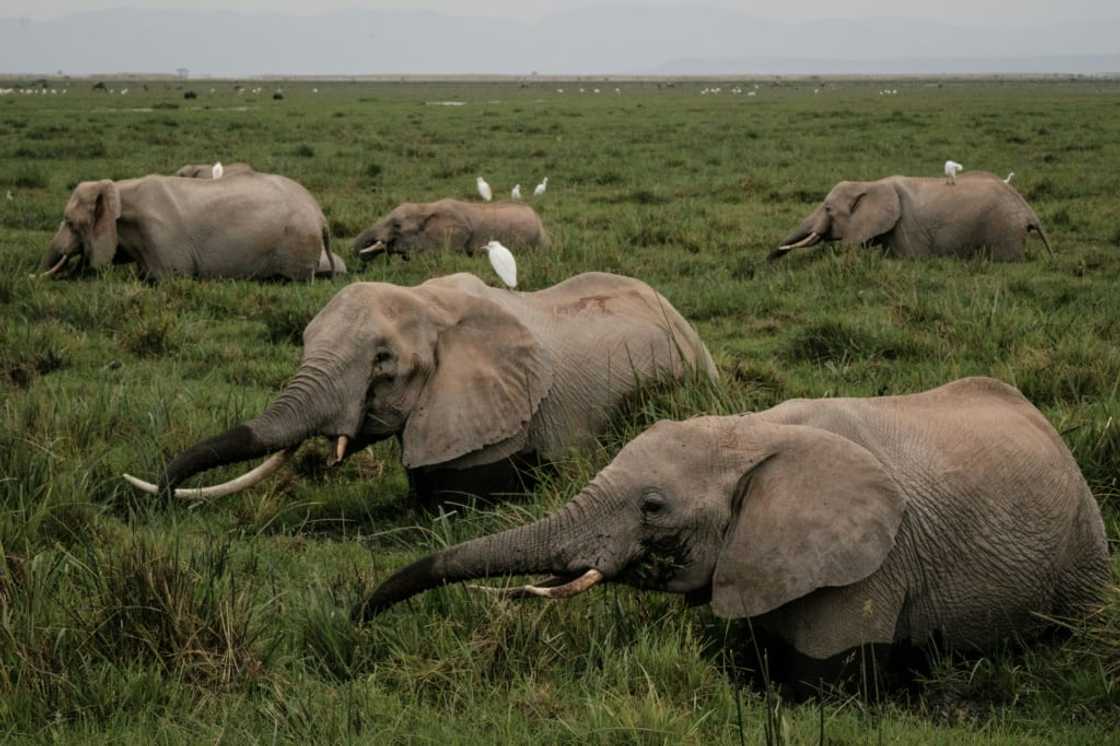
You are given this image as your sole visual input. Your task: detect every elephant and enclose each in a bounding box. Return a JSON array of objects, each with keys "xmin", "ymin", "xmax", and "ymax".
[
  {"xmin": 124, "ymin": 272, "xmax": 718, "ymax": 502},
  {"xmin": 40, "ymin": 173, "xmax": 346, "ymax": 280},
  {"xmin": 175, "ymin": 162, "xmax": 256, "ymax": 179},
  {"xmin": 354, "ymin": 377, "xmax": 1110, "ymax": 689},
  {"xmin": 353, "ymin": 199, "xmax": 548, "ymax": 261},
  {"xmin": 774, "ymin": 172, "xmax": 1053, "ymax": 261}
]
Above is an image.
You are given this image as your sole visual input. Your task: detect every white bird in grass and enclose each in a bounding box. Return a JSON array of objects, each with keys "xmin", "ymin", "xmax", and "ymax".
[
  {"xmin": 511, "ymin": 184, "xmax": 522, "ymax": 200},
  {"xmin": 476, "ymin": 176, "xmax": 492, "ymax": 202},
  {"xmin": 481, "ymin": 240, "xmax": 517, "ymax": 288},
  {"xmin": 5, "ymin": 190, "xmax": 12, "ymax": 201},
  {"xmin": 944, "ymin": 160, "xmax": 964, "ymax": 185},
  {"xmin": 533, "ymin": 177, "xmax": 548, "ymax": 197},
  {"xmin": 1004, "ymin": 171, "xmax": 1015, "ymax": 184},
  {"xmin": 212, "ymin": 162, "xmax": 224, "ymax": 180}
]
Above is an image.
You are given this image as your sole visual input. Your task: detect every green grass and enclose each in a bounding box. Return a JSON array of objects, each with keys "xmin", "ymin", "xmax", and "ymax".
[{"xmin": 1, "ymin": 77, "xmax": 1118, "ymax": 743}]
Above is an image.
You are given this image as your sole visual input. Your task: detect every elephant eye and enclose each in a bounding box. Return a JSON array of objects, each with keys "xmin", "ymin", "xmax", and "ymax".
[{"xmin": 641, "ymin": 491, "xmax": 668, "ymax": 516}]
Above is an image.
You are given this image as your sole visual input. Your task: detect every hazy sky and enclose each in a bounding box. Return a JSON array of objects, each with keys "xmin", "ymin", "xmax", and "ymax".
[{"xmin": 2, "ymin": 0, "xmax": 1115, "ymax": 22}]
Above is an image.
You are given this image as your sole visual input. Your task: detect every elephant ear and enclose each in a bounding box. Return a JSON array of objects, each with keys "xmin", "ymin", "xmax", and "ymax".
[
  {"xmin": 401, "ymin": 293, "xmax": 552, "ymax": 469},
  {"xmin": 421, "ymin": 208, "xmax": 471, "ymax": 251},
  {"xmin": 845, "ymin": 182, "xmax": 900, "ymax": 246},
  {"xmin": 69, "ymin": 180, "xmax": 121, "ymax": 268},
  {"xmin": 711, "ymin": 422, "xmax": 906, "ymax": 619}
]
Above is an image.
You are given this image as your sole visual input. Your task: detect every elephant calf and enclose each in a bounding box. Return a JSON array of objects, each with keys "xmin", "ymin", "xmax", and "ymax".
[
  {"xmin": 41, "ymin": 172, "xmax": 346, "ymax": 280},
  {"xmin": 354, "ymin": 199, "xmax": 548, "ymax": 262},
  {"xmin": 125, "ymin": 272, "xmax": 717, "ymax": 501},
  {"xmin": 775, "ymin": 172, "xmax": 1052, "ymax": 261},
  {"xmin": 356, "ymin": 377, "xmax": 1110, "ymax": 687}
]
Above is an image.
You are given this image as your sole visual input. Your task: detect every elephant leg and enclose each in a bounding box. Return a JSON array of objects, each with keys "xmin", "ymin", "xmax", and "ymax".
[{"xmin": 407, "ymin": 453, "xmax": 544, "ymax": 508}]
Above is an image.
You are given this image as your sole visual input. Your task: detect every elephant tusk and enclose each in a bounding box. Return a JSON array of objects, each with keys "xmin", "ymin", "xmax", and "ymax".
[
  {"xmin": 776, "ymin": 231, "xmax": 820, "ymax": 252},
  {"xmin": 122, "ymin": 450, "xmax": 291, "ymax": 501},
  {"xmin": 38, "ymin": 255, "xmax": 70, "ymax": 277},
  {"xmin": 470, "ymin": 568, "xmax": 604, "ymax": 600},
  {"xmin": 359, "ymin": 241, "xmax": 386, "ymax": 256},
  {"xmin": 329, "ymin": 435, "xmax": 349, "ymax": 466}
]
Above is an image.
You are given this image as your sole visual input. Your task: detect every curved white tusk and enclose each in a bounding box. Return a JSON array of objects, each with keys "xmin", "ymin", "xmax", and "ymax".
[
  {"xmin": 776, "ymin": 231, "xmax": 820, "ymax": 252},
  {"xmin": 330, "ymin": 435, "xmax": 349, "ymax": 466},
  {"xmin": 470, "ymin": 568, "xmax": 604, "ymax": 600},
  {"xmin": 122, "ymin": 450, "xmax": 291, "ymax": 500},
  {"xmin": 359, "ymin": 241, "xmax": 386, "ymax": 256},
  {"xmin": 38, "ymin": 255, "xmax": 70, "ymax": 277}
]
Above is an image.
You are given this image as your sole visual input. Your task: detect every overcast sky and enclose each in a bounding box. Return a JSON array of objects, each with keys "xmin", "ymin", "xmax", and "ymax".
[
  {"xmin": 2, "ymin": 0, "xmax": 1116, "ymax": 22},
  {"xmin": 3, "ymin": 3, "xmax": 1118, "ymax": 75}
]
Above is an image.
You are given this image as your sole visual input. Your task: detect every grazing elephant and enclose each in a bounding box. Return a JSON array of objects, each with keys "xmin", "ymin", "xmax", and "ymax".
[
  {"xmin": 354, "ymin": 199, "xmax": 548, "ymax": 261},
  {"xmin": 775, "ymin": 172, "xmax": 1052, "ymax": 261},
  {"xmin": 355, "ymin": 377, "xmax": 1110, "ymax": 688},
  {"xmin": 40, "ymin": 173, "xmax": 346, "ymax": 280},
  {"xmin": 175, "ymin": 162, "xmax": 256, "ymax": 179},
  {"xmin": 124, "ymin": 272, "xmax": 717, "ymax": 501}
]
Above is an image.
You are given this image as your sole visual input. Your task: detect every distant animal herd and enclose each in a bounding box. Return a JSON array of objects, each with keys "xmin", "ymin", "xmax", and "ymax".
[{"xmin": 34, "ymin": 155, "xmax": 1109, "ymax": 693}]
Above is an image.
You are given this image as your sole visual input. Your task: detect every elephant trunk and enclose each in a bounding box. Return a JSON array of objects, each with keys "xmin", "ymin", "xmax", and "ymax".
[
  {"xmin": 154, "ymin": 359, "xmax": 351, "ymax": 496},
  {"xmin": 354, "ymin": 487, "xmax": 615, "ymax": 622},
  {"xmin": 773, "ymin": 208, "xmax": 828, "ymax": 258}
]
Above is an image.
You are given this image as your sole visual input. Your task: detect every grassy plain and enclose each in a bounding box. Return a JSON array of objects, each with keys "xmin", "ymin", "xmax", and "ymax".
[{"xmin": 0, "ymin": 77, "xmax": 1118, "ymax": 744}]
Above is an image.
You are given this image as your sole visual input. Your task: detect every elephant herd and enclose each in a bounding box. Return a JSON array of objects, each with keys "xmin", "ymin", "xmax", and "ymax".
[{"xmin": 39, "ymin": 161, "xmax": 1108, "ymax": 694}]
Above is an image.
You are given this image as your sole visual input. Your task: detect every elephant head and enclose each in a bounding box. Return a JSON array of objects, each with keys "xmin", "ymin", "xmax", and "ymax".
[
  {"xmin": 774, "ymin": 180, "xmax": 901, "ymax": 258},
  {"xmin": 40, "ymin": 180, "xmax": 122, "ymax": 277},
  {"xmin": 353, "ymin": 202, "xmax": 470, "ymax": 261},
  {"xmin": 127, "ymin": 277, "xmax": 553, "ymax": 499},
  {"xmin": 354, "ymin": 415, "xmax": 906, "ymax": 648}
]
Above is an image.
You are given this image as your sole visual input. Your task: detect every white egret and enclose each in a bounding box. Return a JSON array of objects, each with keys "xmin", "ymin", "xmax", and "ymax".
[
  {"xmin": 1004, "ymin": 171, "xmax": 1015, "ymax": 184},
  {"xmin": 212, "ymin": 162, "xmax": 224, "ymax": 180},
  {"xmin": 533, "ymin": 177, "xmax": 548, "ymax": 197},
  {"xmin": 476, "ymin": 176, "xmax": 492, "ymax": 202},
  {"xmin": 5, "ymin": 190, "xmax": 12, "ymax": 201},
  {"xmin": 481, "ymin": 240, "xmax": 517, "ymax": 288},
  {"xmin": 944, "ymin": 160, "xmax": 964, "ymax": 185},
  {"xmin": 511, "ymin": 184, "xmax": 522, "ymax": 200}
]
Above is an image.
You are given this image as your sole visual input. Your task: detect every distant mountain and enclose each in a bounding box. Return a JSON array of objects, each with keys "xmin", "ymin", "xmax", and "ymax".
[{"xmin": 1, "ymin": 7, "xmax": 1118, "ymax": 76}]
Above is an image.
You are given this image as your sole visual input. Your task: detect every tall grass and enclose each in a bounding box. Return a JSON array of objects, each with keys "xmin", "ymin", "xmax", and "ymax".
[{"xmin": 0, "ymin": 78, "xmax": 1117, "ymax": 743}]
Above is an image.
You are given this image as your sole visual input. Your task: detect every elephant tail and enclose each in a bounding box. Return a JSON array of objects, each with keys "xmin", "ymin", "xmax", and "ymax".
[{"xmin": 1029, "ymin": 221, "xmax": 1054, "ymax": 257}]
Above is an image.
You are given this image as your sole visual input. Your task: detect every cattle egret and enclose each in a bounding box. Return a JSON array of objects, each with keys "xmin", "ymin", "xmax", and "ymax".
[
  {"xmin": 1004, "ymin": 171, "xmax": 1015, "ymax": 184},
  {"xmin": 533, "ymin": 177, "xmax": 548, "ymax": 197},
  {"xmin": 482, "ymin": 240, "xmax": 517, "ymax": 288},
  {"xmin": 476, "ymin": 176, "xmax": 492, "ymax": 202},
  {"xmin": 511, "ymin": 184, "xmax": 522, "ymax": 200},
  {"xmin": 212, "ymin": 162, "xmax": 224, "ymax": 180},
  {"xmin": 945, "ymin": 160, "xmax": 964, "ymax": 184},
  {"xmin": 5, "ymin": 190, "xmax": 12, "ymax": 201},
  {"xmin": 593, "ymin": 88, "xmax": 600, "ymax": 94},
  {"xmin": 313, "ymin": 88, "xmax": 319, "ymax": 93}
]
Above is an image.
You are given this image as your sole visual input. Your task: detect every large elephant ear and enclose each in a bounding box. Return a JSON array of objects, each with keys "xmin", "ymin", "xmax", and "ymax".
[
  {"xmin": 845, "ymin": 182, "xmax": 900, "ymax": 246},
  {"xmin": 70, "ymin": 180, "xmax": 121, "ymax": 267},
  {"xmin": 711, "ymin": 421, "xmax": 906, "ymax": 619},
  {"xmin": 421, "ymin": 208, "xmax": 471, "ymax": 251},
  {"xmin": 401, "ymin": 293, "xmax": 553, "ymax": 469}
]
